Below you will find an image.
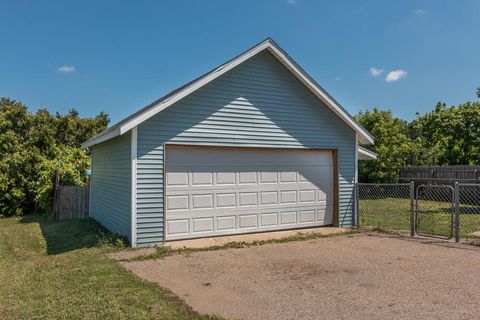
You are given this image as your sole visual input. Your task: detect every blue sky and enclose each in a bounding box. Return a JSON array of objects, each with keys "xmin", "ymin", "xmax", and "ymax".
[{"xmin": 1, "ymin": 1, "xmax": 479, "ymax": 124}]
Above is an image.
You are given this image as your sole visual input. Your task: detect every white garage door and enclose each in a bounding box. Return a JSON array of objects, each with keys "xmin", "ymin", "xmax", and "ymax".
[{"xmin": 165, "ymin": 145, "xmax": 334, "ymax": 240}]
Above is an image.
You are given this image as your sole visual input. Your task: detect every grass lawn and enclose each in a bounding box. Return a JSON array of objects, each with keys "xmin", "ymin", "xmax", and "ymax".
[
  {"xmin": 0, "ymin": 215, "xmax": 221, "ymax": 320},
  {"xmin": 359, "ymin": 198, "xmax": 480, "ymax": 238}
]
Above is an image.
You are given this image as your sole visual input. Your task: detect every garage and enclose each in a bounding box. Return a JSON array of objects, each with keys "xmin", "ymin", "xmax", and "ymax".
[
  {"xmin": 165, "ymin": 145, "xmax": 336, "ymax": 240},
  {"xmin": 83, "ymin": 38, "xmax": 375, "ymax": 246}
]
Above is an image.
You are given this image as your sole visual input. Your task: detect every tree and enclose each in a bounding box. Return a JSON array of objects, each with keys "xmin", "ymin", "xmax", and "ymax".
[
  {"xmin": 477, "ymin": 87, "xmax": 480, "ymax": 99},
  {"xmin": 412, "ymin": 102, "xmax": 480, "ymax": 165},
  {"xmin": 0, "ymin": 98, "xmax": 108, "ymax": 217},
  {"xmin": 355, "ymin": 108, "xmax": 413, "ymax": 182},
  {"xmin": 0, "ymin": 99, "xmax": 33, "ymax": 215}
]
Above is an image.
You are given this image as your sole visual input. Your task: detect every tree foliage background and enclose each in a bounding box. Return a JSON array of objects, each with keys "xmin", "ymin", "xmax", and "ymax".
[
  {"xmin": 356, "ymin": 100, "xmax": 480, "ymax": 182},
  {"xmin": 1, "ymin": 94, "xmax": 479, "ymax": 215},
  {"xmin": 0, "ymin": 98, "xmax": 108, "ymax": 217}
]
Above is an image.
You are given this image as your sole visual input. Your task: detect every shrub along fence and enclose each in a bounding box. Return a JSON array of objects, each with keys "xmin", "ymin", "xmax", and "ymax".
[
  {"xmin": 54, "ymin": 185, "xmax": 89, "ymax": 220},
  {"xmin": 357, "ymin": 182, "xmax": 480, "ymax": 241}
]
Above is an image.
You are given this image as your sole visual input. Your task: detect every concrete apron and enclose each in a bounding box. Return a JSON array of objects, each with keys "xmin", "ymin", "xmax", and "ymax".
[{"xmin": 165, "ymin": 227, "xmax": 347, "ymax": 250}]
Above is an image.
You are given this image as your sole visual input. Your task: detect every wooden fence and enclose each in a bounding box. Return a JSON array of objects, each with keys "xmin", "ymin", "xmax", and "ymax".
[
  {"xmin": 399, "ymin": 165, "xmax": 480, "ymax": 186},
  {"xmin": 55, "ymin": 185, "xmax": 89, "ymax": 220}
]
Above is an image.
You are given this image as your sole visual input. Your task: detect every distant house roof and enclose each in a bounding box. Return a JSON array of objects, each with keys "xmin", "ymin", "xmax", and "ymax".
[{"xmin": 82, "ymin": 38, "xmax": 374, "ymax": 148}]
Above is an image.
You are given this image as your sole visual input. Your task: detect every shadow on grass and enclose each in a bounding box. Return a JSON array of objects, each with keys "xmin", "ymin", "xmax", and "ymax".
[{"xmin": 20, "ymin": 214, "xmax": 126, "ymax": 255}]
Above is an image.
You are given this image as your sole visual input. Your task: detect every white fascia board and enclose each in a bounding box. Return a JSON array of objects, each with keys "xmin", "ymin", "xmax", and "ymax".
[
  {"xmin": 81, "ymin": 127, "xmax": 121, "ymax": 149},
  {"xmin": 357, "ymin": 146, "xmax": 378, "ymax": 160},
  {"xmin": 118, "ymin": 42, "xmax": 271, "ymax": 135},
  {"xmin": 130, "ymin": 127, "xmax": 137, "ymax": 247},
  {"xmin": 355, "ymin": 135, "xmax": 359, "ymax": 182}
]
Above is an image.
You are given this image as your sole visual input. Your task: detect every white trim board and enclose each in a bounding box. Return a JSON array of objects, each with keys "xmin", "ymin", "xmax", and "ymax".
[
  {"xmin": 82, "ymin": 38, "xmax": 374, "ymax": 148},
  {"xmin": 130, "ymin": 127, "xmax": 138, "ymax": 247},
  {"xmin": 357, "ymin": 146, "xmax": 378, "ymax": 160}
]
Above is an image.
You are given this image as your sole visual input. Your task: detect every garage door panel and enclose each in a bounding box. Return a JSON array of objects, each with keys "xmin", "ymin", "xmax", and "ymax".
[
  {"xmin": 217, "ymin": 215, "xmax": 236, "ymax": 230},
  {"xmin": 238, "ymin": 192, "xmax": 258, "ymax": 206},
  {"xmin": 191, "ymin": 172, "xmax": 213, "ymax": 186},
  {"xmin": 280, "ymin": 171, "xmax": 297, "ymax": 183},
  {"xmin": 167, "ymin": 172, "xmax": 189, "ymax": 186},
  {"xmin": 191, "ymin": 194, "xmax": 214, "ymax": 210},
  {"xmin": 168, "ymin": 181, "xmax": 328, "ymax": 193},
  {"xmin": 318, "ymin": 206, "xmax": 333, "ymax": 223},
  {"xmin": 167, "ymin": 219, "xmax": 189, "ymax": 235},
  {"xmin": 280, "ymin": 190, "xmax": 297, "ymax": 204},
  {"xmin": 299, "ymin": 210, "xmax": 315, "ymax": 223},
  {"xmin": 238, "ymin": 172, "xmax": 257, "ymax": 184},
  {"xmin": 239, "ymin": 214, "xmax": 258, "ymax": 228},
  {"xmin": 166, "ymin": 200, "xmax": 332, "ymax": 221},
  {"xmin": 165, "ymin": 146, "xmax": 334, "ymax": 240},
  {"xmin": 216, "ymin": 193, "xmax": 236, "ymax": 208},
  {"xmin": 299, "ymin": 189, "xmax": 315, "ymax": 203},
  {"xmin": 192, "ymin": 217, "xmax": 214, "ymax": 233},
  {"xmin": 260, "ymin": 212, "xmax": 278, "ymax": 226},
  {"xmin": 259, "ymin": 172, "xmax": 278, "ymax": 184},
  {"xmin": 260, "ymin": 191, "xmax": 278, "ymax": 205},
  {"xmin": 166, "ymin": 195, "xmax": 189, "ymax": 211},
  {"xmin": 280, "ymin": 211, "xmax": 297, "ymax": 225},
  {"xmin": 216, "ymin": 172, "xmax": 236, "ymax": 185}
]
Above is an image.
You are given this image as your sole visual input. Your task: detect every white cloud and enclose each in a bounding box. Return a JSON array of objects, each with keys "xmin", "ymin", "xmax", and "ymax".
[
  {"xmin": 413, "ymin": 9, "xmax": 427, "ymax": 15},
  {"xmin": 370, "ymin": 67, "xmax": 384, "ymax": 77},
  {"xmin": 385, "ymin": 69, "xmax": 407, "ymax": 82},
  {"xmin": 287, "ymin": 0, "xmax": 297, "ymax": 5},
  {"xmin": 57, "ymin": 65, "xmax": 75, "ymax": 73},
  {"xmin": 334, "ymin": 76, "xmax": 342, "ymax": 81}
]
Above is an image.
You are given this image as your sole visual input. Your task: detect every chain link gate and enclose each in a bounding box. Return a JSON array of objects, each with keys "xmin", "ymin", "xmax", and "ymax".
[
  {"xmin": 357, "ymin": 182, "xmax": 480, "ymax": 242},
  {"xmin": 356, "ymin": 183, "xmax": 414, "ymax": 235},
  {"xmin": 456, "ymin": 183, "xmax": 480, "ymax": 240},
  {"xmin": 415, "ymin": 185, "xmax": 455, "ymax": 239}
]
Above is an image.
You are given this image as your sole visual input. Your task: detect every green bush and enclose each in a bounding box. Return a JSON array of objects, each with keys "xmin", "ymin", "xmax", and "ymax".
[{"xmin": 0, "ymin": 98, "xmax": 108, "ymax": 217}]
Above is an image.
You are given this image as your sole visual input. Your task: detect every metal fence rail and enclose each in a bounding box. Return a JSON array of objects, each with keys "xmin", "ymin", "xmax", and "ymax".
[{"xmin": 357, "ymin": 182, "xmax": 480, "ymax": 242}]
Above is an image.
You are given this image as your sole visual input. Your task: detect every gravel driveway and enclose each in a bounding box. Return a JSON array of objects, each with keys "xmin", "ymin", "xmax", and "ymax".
[{"xmin": 122, "ymin": 234, "xmax": 480, "ymax": 320}]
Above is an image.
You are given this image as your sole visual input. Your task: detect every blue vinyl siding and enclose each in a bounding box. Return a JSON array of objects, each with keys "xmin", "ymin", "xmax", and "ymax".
[
  {"xmin": 136, "ymin": 50, "xmax": 356, "ymax": 246},
  {"xmin": 90, "ymin": 132, "xmax": 131, "ymax": 242}
]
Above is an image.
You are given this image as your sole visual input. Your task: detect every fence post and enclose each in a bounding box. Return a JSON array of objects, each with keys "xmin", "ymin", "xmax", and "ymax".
[
  {"xmin": 410, "ymin": 181, "xmax": 415, "ymax": 237},
  {"xmin": 454, "ymin": 182, "xmax": 460, "ymax": 243},
  {"xmin": 355, "ymin": 183, "xmax": 359, "ymax": 227}
]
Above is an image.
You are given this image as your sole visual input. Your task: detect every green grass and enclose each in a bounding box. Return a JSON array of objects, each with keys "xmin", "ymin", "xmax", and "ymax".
[
  {"xmin": 359, "ymin": 198, "xmax": 480, "ymax": 238},
  {"xmin": 0, "ymin": 215, "xmax": 221, "ymax": 320}
]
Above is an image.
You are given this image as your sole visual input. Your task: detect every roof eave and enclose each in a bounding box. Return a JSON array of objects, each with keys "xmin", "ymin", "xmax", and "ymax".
[
  {"xmin": 81, "ymin": 127, "xmax": 121, "ymax": 149},
  {"xmin": 358, "ymin": 146, "xmax": 378, "ymax": 160}
]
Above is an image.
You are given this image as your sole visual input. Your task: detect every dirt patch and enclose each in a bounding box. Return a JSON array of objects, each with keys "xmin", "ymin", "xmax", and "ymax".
[
  {"xmin": 122, "ymin": 234, "xmax": 480, "ymax": 320},
  {"xmin": 107, "ymin": 247, "xmax": 156, "ymax": 261}
]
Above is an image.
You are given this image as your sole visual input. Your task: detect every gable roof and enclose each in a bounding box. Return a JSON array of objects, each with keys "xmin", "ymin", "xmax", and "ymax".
[{"xmin": 82, "ymin": 38, "xmax": 374, "ymax": 148}]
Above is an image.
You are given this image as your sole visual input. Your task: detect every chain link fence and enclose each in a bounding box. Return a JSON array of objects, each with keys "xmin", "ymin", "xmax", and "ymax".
[
  {"xmin": 357, "ymin": 182, "xmax": 480, "ymax": 241},
  {"xmin": 357, "ymin": 183, "xmax": 414, "ymax": 234},
  {"xmin": 457, "ymin": 183, "xmax": 480, "ymax": 238},
  {"xmin": 416, "ymin": 185, "xmax": 454, "ymax": 239}
]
